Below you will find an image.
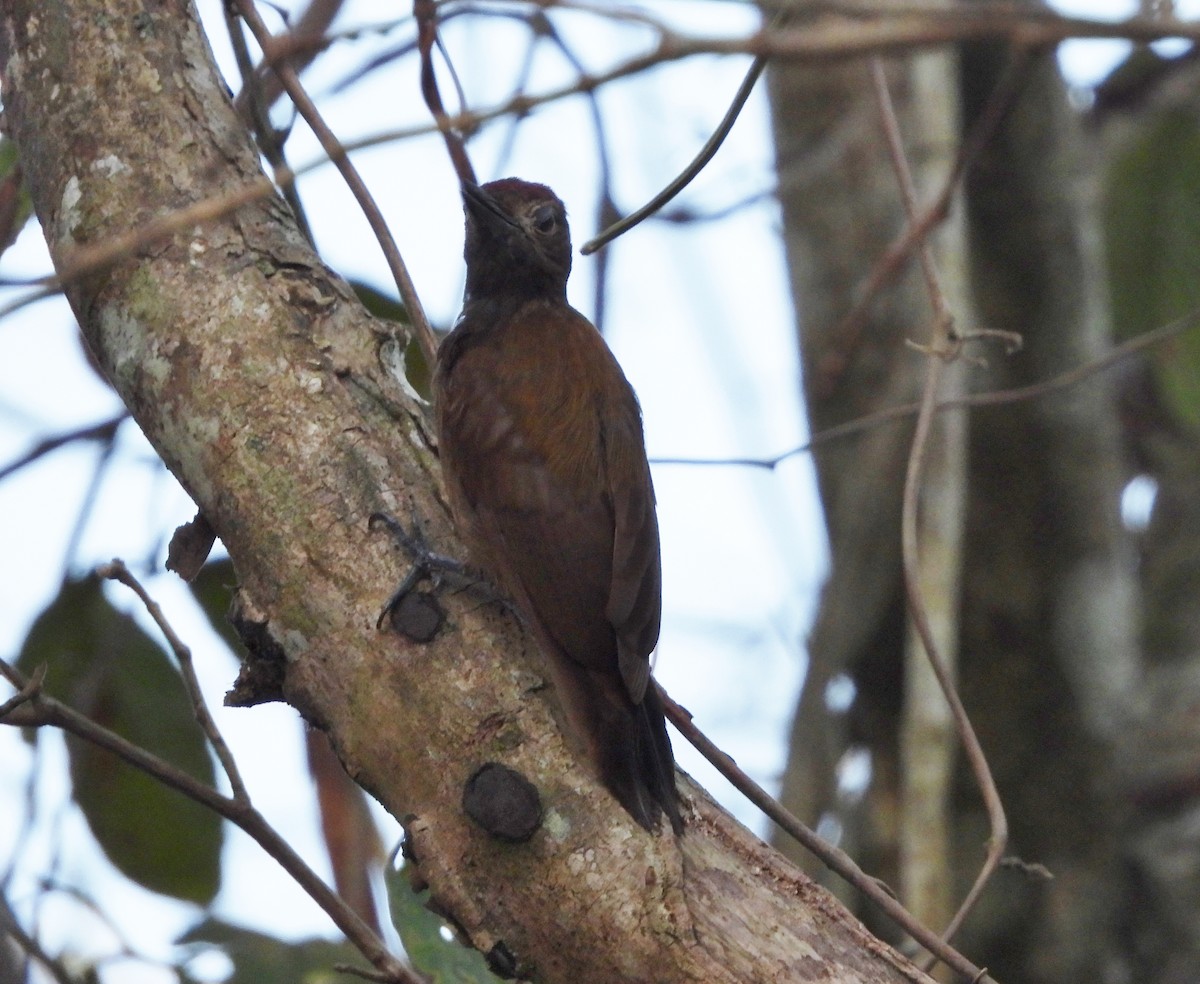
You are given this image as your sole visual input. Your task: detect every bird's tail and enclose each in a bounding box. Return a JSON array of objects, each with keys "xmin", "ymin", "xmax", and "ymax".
[
  {"xmin": 554, "ymin": 660, "xmax": 682, "ymax": 833},
  {"xmin": 631, "ymin": 682, "xmax": 683, "ymax": 834}
]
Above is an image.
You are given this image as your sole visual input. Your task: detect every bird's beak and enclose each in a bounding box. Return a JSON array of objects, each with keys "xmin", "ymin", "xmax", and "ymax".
[{"xmin": 462, "ymin": 182, "xmax": 519, "ymax": 233}]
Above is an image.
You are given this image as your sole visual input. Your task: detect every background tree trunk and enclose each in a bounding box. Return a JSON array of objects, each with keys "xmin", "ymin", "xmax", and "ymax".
[
  {"xmin": 954, "ymin": 35, "xmax": 1136, "ymax": 981},
  {"xmin": 1093, "ymin": 48, "xmax": 1200, "ymax": 984},
  {"xmin": 767, "ymin": 41, "xmax": 926, "ymax": 894},
  {"xmin": 766, "ymin": 27, "xmax": 978, "ymax": 951},
  {"xmin": 766, "ymin": 3, "xmax": 1200, "ymax": 982}
]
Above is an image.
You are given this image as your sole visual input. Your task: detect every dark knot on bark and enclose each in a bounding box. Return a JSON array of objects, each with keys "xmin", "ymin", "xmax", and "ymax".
[{"xmin": 462, "ymin": 762, "xmax": 542, "ymax": 842}]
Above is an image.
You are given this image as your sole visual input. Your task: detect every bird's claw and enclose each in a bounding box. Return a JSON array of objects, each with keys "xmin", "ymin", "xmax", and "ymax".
[
  {"xmin": 370, "ymin": 511, "xmax": 469, "ymax": 584},
  {"xmin": 370, "ymin": 510, "xmax": 452, "ymax": 633},
  {"xmin": 376, "ymin": 511, "xmax": 504, "ymax": 633},
  {"xmin": 375, "ymin": 563, "xmax": 428, "ymax": 631}
]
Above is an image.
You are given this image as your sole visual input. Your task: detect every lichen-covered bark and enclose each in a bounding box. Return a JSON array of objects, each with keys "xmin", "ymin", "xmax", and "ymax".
[{"xmin": 0, "ymin": 1, "xmax": 933, "ymax": 981}]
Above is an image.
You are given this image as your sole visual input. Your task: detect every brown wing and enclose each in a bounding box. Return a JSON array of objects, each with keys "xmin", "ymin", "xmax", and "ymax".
[
  {"xmin": 602, "ymin": 403, "xmax": 661, "ymax": 703},
  {"xmin": 434, "ymin": 300, "xmax": 660, "ymax": 700},
  {"xmin": 436, "ymin": 298, "xmax": 679, "ymax": 831}
]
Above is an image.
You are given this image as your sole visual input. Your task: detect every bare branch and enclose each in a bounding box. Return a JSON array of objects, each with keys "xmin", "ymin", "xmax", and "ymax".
[
  {"xmin": 580, "ymin": 9, "xmax": 785, "ymax": 254},
  {"xmin": 232, "ymin": 0, "xmax": 347, "ymax": 115},
  {"xmin": 0, "ymin": 663, "xmax": 45, "ymax": 722},
  {"xmin": 650, "ymin": 308, "xmax": 1200, "ymax": 469},
  {"xmin": 96, "ymin": 560, "xmax": 251, "ymax": 805},
  {"xmin": 660, "ymin": 688, "xmax": 997, "ymax": 984},
  {"xmin": 0, "ymin": 657, "xmax": 418, "ymax": 984},
  {"xmin": 341, "ymin": 2, "xmax": 1200, "ymax": 158},
  {"xmin": 416, "ymin": 0, "xmax": 477, "ymax": 185},
  {"xmin": 831, "ymin": 48, "xmax": 1035, "ymax": 369},
  {"xmin": 870, "ymin": 56, "xmax": 1007, "ymax": 961},
  {"xmin": 0, "ymin": 895, "xmax": 78, "ymax": 984},
  {"xmin": 233, "ymin": 0, "xmax": 440, "ymax": 367},
  {"xmin": 224, "ymin": 2, "xmax": 315, "ymax": 245},
  {"xmin": 0, "ymin": 413, "xmax": 127, "ymax": 482}
]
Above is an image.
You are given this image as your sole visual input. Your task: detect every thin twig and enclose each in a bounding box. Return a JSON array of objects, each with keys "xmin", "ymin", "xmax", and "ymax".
[
  {"xmin": 31, "ymin": 879, "xmax": 145, "ymax": 962},
  {"xmin": 649, "ymin": 187, "xmax": 776, "ymax": 225},
  {"xmin": 0, "ymin": 664, "xmax": 46, "ymax": 721},
  {"xmin": 233, "ymin": 0, "xmax": 440, "ymax": 368},
  {"xmin": 0, "ymin": 701, "xmax": 42, "ymax": 900},
  {"xmin": 871, "ymin": 60, "xmax": 950, "ymax": 320},
  {"xmin": 0, "ymin": 896, "xmax": 76, "ymax": 984},
  {"xmin": 446, "ymin": 4, "xmax": 623, "ymax": 329},
  {"xmin": 0, "ymin": 657, "xmax": 417, "ymax": 984},
  {"xmin": 96, "ymin": 559, "xmax": 250, "ymax": 804},
  {"xmin": 0, "ymin": 413, "xmax": 126, "ymax": 482},
  {"xmin": 490, "ymin": 23, "xmax": 541, "ymax": 175},
  {"xmin": 335, "ymin": 963, "xmax": 402, "ymax": 983},
  {"xmin": 233, "ymin": 0, "xmax": 347, "ymax": 116},
  {"xmin": 650, "ymin": 306, "xmax": 1200, "ymax": 469},
  {"xmin": 331, "ymin": 6, "xmax": 1200, "ymax": 161},
  {"xmin": 530, "ymin": 12, "xmax": 617, "ymax": 329},
  {"xmin": 828, "ymin": 47, "xmax": 1033, "ymax": 383},
  {"xmin": 659, "ymin": 689, "xmax": 995, "ymax": 984},
  {"xmin": 7, "ymin": 8, "xmax": 1183, "ymax": 331},
  {"xmin": 871, "ymin": 57, "xmax": 1007, "ymax": 961},
  {"xmin": 415, "ymin": 0, "xmax": 476, "ymax": 186},
  {"xmin": 224, "ymin": 2, "xmax": 315, "ymax": 244},
  {"xmin": 0, "ymin": 175, "xmax": 285, "ymax": 323},
  {"xmin": 0, "ymin": 154, "xmax": 360, "ymax": 324},
  {"xmin": 62, "ymin": 432, "xmax": 118, "ymax": 574},
  {"xmin": 580, "ymin": 9, "xmax": 787, "ymax": 255}
]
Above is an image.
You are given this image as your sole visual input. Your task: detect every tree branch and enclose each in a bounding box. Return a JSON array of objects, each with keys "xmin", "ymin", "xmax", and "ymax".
[
  {"xmin": 0, "ymin": 655, "xmax": 415, "ymax": 983},
  {"xmin": 97, "ymin": 560, "xmax": 250, "ymax": 804},
  {"xmin": 870, "ymin": 55, "xmax": 1007, "ymax": 964}
]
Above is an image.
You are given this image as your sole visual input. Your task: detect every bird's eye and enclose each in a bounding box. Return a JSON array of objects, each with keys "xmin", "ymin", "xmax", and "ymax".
[{"xmin": 532, "ymin": 205, "xmax": 558, "ymax": 235}]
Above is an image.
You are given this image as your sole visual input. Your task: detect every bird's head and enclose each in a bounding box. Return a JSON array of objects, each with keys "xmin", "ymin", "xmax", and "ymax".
[{"xmin": 461, "ymin": 178, "xmax": 573, "ymax": 301}]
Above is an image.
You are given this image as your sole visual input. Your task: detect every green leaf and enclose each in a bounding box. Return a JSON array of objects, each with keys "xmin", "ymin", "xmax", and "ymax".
[
  {"xmin": 16, "ymin": 576, "xmax": 223, "ymax": 904},
  {"xmin": 1104, "ymin": 106, "xmax": 1200, "ymax": 430},
  {"xmin": 385, "ymin": 861, "xmax": 505, "ymax": 984},
  {"xmin": 351, "ymin": 280, "xmax": 409, "ymax": 326},
  {"xmin": 349, "ymin": 279, "xmax": 435, "ymax": 399},
  {"xmin": 188, "ymin": 558, "xmax": 245, "ymax": 658},
  {"xmin": 179, "ymin": 918, "xmax": 364, "ymax": 984},
  {"xmin": 0, "ymin": 136, "xmax": 34, "ymax": 255}
]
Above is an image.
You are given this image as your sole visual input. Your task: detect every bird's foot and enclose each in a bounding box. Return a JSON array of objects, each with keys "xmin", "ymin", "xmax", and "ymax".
[
  {"xmin": 369, "ymin": 511, "xmax": 511, "ymax": 635},
  {"xmin": 370, "ymin": 511, "xmax": 470, "ymax": 584},
  {"xmin": 370, "ymin": 511, "xmax": 468, "ymax": 632}
]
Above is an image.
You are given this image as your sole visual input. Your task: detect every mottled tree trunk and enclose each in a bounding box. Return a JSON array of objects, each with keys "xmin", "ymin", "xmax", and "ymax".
[
  {"xmin": 767, "ymin": 3, "xmax": 1160, "ymax": 982},
  {"xmin": 767, "ymin": 32, "xmax": 925, "ymax": 890},
  {"xmin": 954, "ymin": 36, "xmax": 1136, "ymax": 981},
  {"xmin": 766, "ymin": 5, "xmax": 974, "ymax": 949}
]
